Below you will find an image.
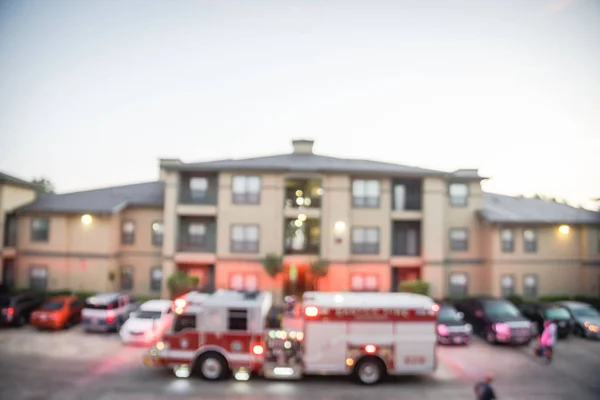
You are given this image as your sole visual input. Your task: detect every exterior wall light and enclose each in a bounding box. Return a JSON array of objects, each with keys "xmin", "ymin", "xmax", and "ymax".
[
  {"xmin": 558, "ymin": 225, "xmax": 570, "ymax": 235},
  {"xmin": 334, "ymin": 221, "xmax": 346, "ymax": 244},
  {"xmin": 81, "ymin": 214, "xmax": 93, "ymax": 225}
]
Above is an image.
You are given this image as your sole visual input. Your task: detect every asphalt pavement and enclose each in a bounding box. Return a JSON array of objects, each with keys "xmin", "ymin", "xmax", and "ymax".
[{"xmin": 0, "ymin": 325, "xmax": 599, "ymax": 400}]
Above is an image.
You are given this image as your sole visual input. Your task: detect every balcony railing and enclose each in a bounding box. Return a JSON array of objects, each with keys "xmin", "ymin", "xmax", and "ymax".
[
  {"xmin": 177, "ymin": 218, "xmax": 217, "ymax": 252},
  {"xmin": 392, "ymin": 180, "xmax": 422, "ymax": 211},
  {"xmin": 284, "ymin": 218, "xmax": 320, "ymax": 255},
  {"xmin": 284, "ymin": 179, "xmax": 322, "ymax": 209},
  {"xmin": 391, "ymin": 222, "xmax": 421, "ymax": 256},
  {"xmin": 3, "ymin": 214, "xmax": 17, "ymax": 247},
  {"xmin": 179, "ymin": 175, "xmax": 218, "ymax": 205}
]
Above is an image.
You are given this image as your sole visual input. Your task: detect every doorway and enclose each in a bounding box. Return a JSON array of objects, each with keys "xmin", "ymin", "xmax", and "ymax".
[
  {"xmin": 2, "ymin": 259, "xmax": 15, "ymax": 289},
  {"xmin": 398, "ymin": 267, "xmax": 421, "ymax": 282},
  {"xmin": 282, "ymin": 263, "xmax": 311, "ymax": 297},
  {"xmin": 179, "ymin": 264, "xmax": 215, "ymax": 293}
]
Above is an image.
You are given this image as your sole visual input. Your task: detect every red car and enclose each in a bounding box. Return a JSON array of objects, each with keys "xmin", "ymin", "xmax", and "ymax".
[{"xmin": 30, "ymin": 295, "xmax": 84, "ymax": 330}]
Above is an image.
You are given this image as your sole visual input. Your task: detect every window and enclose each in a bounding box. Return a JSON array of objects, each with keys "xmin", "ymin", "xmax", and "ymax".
[
  {"xmin": 350, "ymin": 274, "xmax": 379, "ymax": 292},
  {"xmin": 228, "ymin": 308, "xmax": 248, "ymax": 331},
  {"xmin": 501, "ymin": 229, "xmax": 514, "ymax": 252},
  {"xmin": 523, "ymin": 274, "xmax": 538, "ymax": 298},
  {"xmin": 449, "ymin": 273, "xmax": 468, "ymax": 296},
  {"xmin": 392, "ymin": 222, "xmax": 420, "ymax": 256},
  {"xmin": 189, "ymin": 177, "xmax": 208, "ymax": 201},
  {"xmin": 449, "ymin": 228, "xmax": 468, "ymax": 251},
  {"xmin": 523, "ymin": 229, "xmax": 537, "ymax": 253},
  {"xmin": 501, "ymin": 275, "xmax": 515, "ymax": 297},
  {"xmin": 120, "ymin": 266, "xmax": 134, "ymax": 290},
  {"xmin": 232, "ymin": 176, "xmax": 261, "ymax": 204},
  {"xmin": 173, "ymin": 314, "xmax": 196, "ymax": 332},
  {"xmin": 449, "ymin": 183, "xmax": 468, "ymax": 207},
  {"xmin": 392, "ymin": 180, "xmax": 422, "ymax": 211},
  {"xmin": 352, "ymin": 179, "xmax": 380, "ymax": 207},
  {"xmin": 229, "ymin": 273, "xmax": 258, "ymax": 291},
  {"xmin": 151, "ymin": 221, "xmax": 163, "ymax": 247},
  {"xmin": 29, "ymin": 266, "xmax": 48, "ymax": 291},
  {"xmin": 351, "ymin": 227, "xmax": 380, "ymax": 254},
  {"xmin": 150, "ymin": 267, "xmax": 162, "ymax": 292},
  {"xmin": 231, "ymin": 225, "xmax": 259, "ymax": 253},
  {"xmin": 121, "ymin": 220, "xmax": 135, "ymax": 245},
  {"xmin": 188, "ymin": 223, "xmax": 207, "ymax": 246},
  {"xmin": 30, "ymin": 218, "xmax": 50, "ymax": 242}
]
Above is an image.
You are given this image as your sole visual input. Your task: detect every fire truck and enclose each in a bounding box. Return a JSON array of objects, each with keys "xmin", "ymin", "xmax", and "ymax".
[{"xmin": 143, "ymin": 289, "xmax": 438, "ymax": 385}]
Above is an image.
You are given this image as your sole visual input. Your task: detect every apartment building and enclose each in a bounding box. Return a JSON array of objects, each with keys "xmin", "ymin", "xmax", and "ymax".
[
  {"xmin": 5, "ymin": 140, "xmax": 600, "ymax": 299},
  {"xmin": 0, "ymin": 172, "xmax": 38, "ymax": 287}
]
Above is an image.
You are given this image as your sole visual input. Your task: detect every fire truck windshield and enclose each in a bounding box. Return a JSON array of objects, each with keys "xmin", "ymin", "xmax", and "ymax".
[{"xmin": 173, "ymin": 314, "xmax": 196, "ymax": 332}]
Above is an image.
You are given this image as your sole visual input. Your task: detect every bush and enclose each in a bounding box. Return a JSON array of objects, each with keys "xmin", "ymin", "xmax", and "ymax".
[
  {"xmin": 398, "ymin": 280, "xmax": 430, "ymax": 295},
  {"xmin": 167, "ymin": 271, "xmax": 199, "ymax": 299}
]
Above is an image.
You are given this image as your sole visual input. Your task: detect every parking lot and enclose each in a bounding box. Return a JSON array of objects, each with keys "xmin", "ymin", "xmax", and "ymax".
[{"xmin": 0, "ymin": 325, "xmax": 599, "ymax": 400}]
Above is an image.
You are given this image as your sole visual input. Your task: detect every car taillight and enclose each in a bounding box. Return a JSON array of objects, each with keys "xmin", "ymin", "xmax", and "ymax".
[
  {"xmin": 2, "ymin": 307, "xmax": 14, "ymax": 316},
  {"xmin": 107, "ymin": 313, "xmax": 115, "ymax": 323},
  {"xmin": 437, "ymin": 324, "xmax": 450, "ymax": 336}
]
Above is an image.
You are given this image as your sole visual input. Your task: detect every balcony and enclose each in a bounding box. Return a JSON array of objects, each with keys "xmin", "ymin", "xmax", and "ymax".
[
  {"xmin": 285, "ymin": 178, "xmax": 322, "ymax": 209},
  {"xmin": 392, "ymin": 179, "xmax": 422, "ymax": 211},
  {"xmin": 177, "ymin": 217, "xmax": 217, "ymax": 253},
  {"xmin": 284, "ymin": 217, "xmax": 320, "ymax": 255},
  {"xmin": 392, "ymin": 221, "xmax": 421, "ymax": 256},
  {"xmin": 179, "ymin": 173, "xmax": 218, "ymax": 205}
]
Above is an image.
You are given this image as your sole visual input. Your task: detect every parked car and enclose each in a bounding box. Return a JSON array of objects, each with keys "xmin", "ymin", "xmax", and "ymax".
[
  {"xmin": 119, "ymin": 299, "xmax": 174, "ymax": 345},
  {"xmin": 454, "ymin": 297, "xmax": 533, "ymax": 345},
  {"xmin": 557, "ymin": 301, "xmax": 600, "ymax": 339},
  {"xmin": 518, "ymin": 302, "xmax": 572, "ymax": 338},
  {"xmin": 0, "ymin": 291, "xmax": 45, "ymax": 327},
  {"xmin": 30, "ymin": 295, "xmax": 85, "ymax": 330},
  {"xmin": 82, "ymin": 292, "xmax": 137, "ymax": 332},
  {"xmin": 436, "ymin": 302, "xmax": 472, "ymax": 345}
]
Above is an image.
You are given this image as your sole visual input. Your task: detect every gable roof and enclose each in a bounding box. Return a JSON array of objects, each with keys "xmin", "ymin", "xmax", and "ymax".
[
  {"xmin": 162, "ymin": 153, "xmax": 448, "ymax": 177},
  {"xmin": 479, "ymin": 193, "xmax": 600, "ymax": 225},
  {"xmin": 0, "ymin": 171, "xmax": 39, "ymax": 190},
  {"xmin": 15, "ymin": 181, "xmax": 164, "ymax": 215}
]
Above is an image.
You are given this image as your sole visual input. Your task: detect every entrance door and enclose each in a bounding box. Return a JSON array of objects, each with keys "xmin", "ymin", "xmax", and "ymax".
[{"xmin": 2, "ymin": 259, "xmax": 15, "ymax": 289}]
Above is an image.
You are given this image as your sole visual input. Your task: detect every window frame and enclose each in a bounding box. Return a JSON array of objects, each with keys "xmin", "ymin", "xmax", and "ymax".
[
  {"xmin": 120, "ymin": 265, "xmax": 134, "ymax": 291},
  {"xmin": 523, "ymin": 228, "xmax": 538, "ymax": 253},
  {"xmin": 29, "ymin": 265, "xmax": 48, "ymax": 291},
  {"xmin": 349, "ymin": 273, "xmax": 379, "ymax": 292},
  {"xmin": 448, "ymin": 272, "xmax": 469, "ymax": 297},
  {"xmin": 523, "ymin": 273, "xmax": 539, "ymax": 298},
  {"xmin": 230, "ymin": 224, "xmax": 260, "ymax": 254},
  {"xmin": 500, "ymin": 274, "xmax": 516, "ymax": 298},
  {"xmin": 187, "ymin": 222, "xmax": 208, "ymax": 247},
  {"xmin": 449, "ymin": 228, "xmax": 469, "ymax": 252},
  {"xmin": 121, "ymin": 220, "xmax": 136, "ymax": 245},
  {"xmin": 150, "ymin": 266, "xmax": 162, "ymax": 292},
  {"xmin": 352, "ymin": 179, "xmax": 381, "ymax": 208},
  {"xmin": 351, "ymin": 226, "xmax": 380, "ymax": 255},
  {"xmin": 30, "ymin": 217, "xmax": 50, "ymax": 243},
  {"xmin": 151, "ymin": 221, "xmax": 164, "ymax": 247},
  {"xmin": 228, "ymin": 272, "xmax": 259, "ymax": 291},
  {"xmin": 231, "ymin": 175, "xmax": 261, "ymax": 205},
  {"xmin": 500, "ymin": 228, "xmax": 514, "ymax": 253},
  {"xmin": 189, "ymin": 177, "xmax": 209, "ymax": 201},
  {"xmin": 448, "ymin": 183, "xmax": 469, "ymax": 207}
]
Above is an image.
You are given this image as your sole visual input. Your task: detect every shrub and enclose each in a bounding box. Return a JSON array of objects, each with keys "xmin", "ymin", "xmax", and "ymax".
[
  {"xmin": 398, "ymin": 280, "xmax": 430, "ymax": 295},
  {"xmin": 309, "ymin": 259, "xmax": 330, "ymax": 289},
  {"xmin": 167, "ymin": 271, "xmax": 200, "ymax": 299},
  {"xmin": 262, "ymin": 253, "xmax": 283, "ymax": 279}
]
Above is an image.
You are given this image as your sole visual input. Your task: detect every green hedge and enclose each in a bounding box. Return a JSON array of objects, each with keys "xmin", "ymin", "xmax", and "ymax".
[
  {"xmin": 12, "ymin": 288, "xmax": 160, "ymax": 303},
  {"xmin": 398, "ymin": 280, "xmax": 430, "ymax": 295},
  {"xmin": 443, "ymin": 294, "xmax": 600, "ymax": 310}
]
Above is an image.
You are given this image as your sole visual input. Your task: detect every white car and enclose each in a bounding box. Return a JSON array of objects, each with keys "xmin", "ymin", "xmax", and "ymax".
[{"xmin": 119, "ymin": 300, "xmax": 174, "ymax": 345}]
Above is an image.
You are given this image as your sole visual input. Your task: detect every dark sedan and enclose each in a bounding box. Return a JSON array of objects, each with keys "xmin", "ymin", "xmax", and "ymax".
[
  {"xmin": 519, "ymin": 302, "xmax": 572, "ymax": 338},
  {"xmin": 436, "ymin": 303, "xmax": 472, "ymax": 345}
]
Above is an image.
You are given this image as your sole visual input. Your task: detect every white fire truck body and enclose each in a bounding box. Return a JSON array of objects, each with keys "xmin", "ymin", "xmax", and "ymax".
[{"xmin": 143, "ymin": 290, "xmax": 437, "ymax": 385}]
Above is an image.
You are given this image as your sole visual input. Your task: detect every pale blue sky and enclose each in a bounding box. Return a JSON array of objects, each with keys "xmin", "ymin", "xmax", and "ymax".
[{"xmin": 1, "ymin": 0, "xmax": 598, "ymax": 207}]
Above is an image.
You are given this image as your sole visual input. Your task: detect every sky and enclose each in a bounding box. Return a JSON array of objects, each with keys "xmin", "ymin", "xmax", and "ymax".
[{"xmin": 0, "ymin": 0, "xmax": 599, "ymax": 209}]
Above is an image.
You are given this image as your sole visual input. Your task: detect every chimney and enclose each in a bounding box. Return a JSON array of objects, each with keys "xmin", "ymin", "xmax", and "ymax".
[
  {"xmin": 292, "ymin": 139, "xmax": 314, "ymax": 155},
  {"xmin": 159, "ymin": 158, "xmax": 181, "ymax": 181}
]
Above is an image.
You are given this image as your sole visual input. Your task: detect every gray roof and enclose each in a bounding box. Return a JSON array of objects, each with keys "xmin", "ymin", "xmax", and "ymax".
[
  {"xmin": 16, "ymin": 181, "xmax": 164, "ymax": 214},
  {"xmin": 0, "ymin": 171, "xmax": 39, "ymax": 190},
  {"xmin": 162, "ymin": 153, "xmax": 447, "ymax": 176},
  {"xmin": 480, "ymin": 193, "xmax": 600, "ymax": 224}
]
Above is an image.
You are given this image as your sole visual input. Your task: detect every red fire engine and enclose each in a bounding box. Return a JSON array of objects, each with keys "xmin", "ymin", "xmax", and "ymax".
[{"xmin": 143, "ymin": 289, "xmax": 438, "ymax": 385}]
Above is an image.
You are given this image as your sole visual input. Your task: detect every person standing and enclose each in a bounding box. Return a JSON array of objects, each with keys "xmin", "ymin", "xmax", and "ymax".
[
  {"xmin": 539, "ymin": 319, "xmax": 557, "ymax": 363},
  {"xmin": 474, "ymin": 373, "xmax": 497, "ymax": 400}
]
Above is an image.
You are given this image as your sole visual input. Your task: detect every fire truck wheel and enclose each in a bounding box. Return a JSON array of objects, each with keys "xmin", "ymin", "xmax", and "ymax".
[
  {"xmin": 354, "ymin": 356, "xmax": 385, "ymax": 385},
  {"xmin": 194, "ymin": 352, "xmax": 229, "ymax": 381}
]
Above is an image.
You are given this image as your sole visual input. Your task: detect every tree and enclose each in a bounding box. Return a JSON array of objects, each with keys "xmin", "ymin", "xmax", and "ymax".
[
  {"xmin": 32, "ymin": 177, "xmax": 55, "ymax": 194},
  {"xmin": 262, "ymin": 253, "xmax": 283, "ymax": 279},
  {"xmin": 167, "ymin": 271, "xmax": 199, "ymax": 299},
  {"xmin": 309, "ymin": 259, "xmax": 330, "ymax": 290}
]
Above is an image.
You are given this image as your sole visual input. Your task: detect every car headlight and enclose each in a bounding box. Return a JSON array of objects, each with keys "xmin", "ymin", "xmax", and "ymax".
[{"xmin": 465, "ymin": 323, "xmax": 472, "ymax": 333}]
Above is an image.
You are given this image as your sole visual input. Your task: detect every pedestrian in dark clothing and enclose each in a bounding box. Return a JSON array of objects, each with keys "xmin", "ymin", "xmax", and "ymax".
[{"xmin": 474, "ymin": 373, "xmax": 497, "ymax": 400}]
